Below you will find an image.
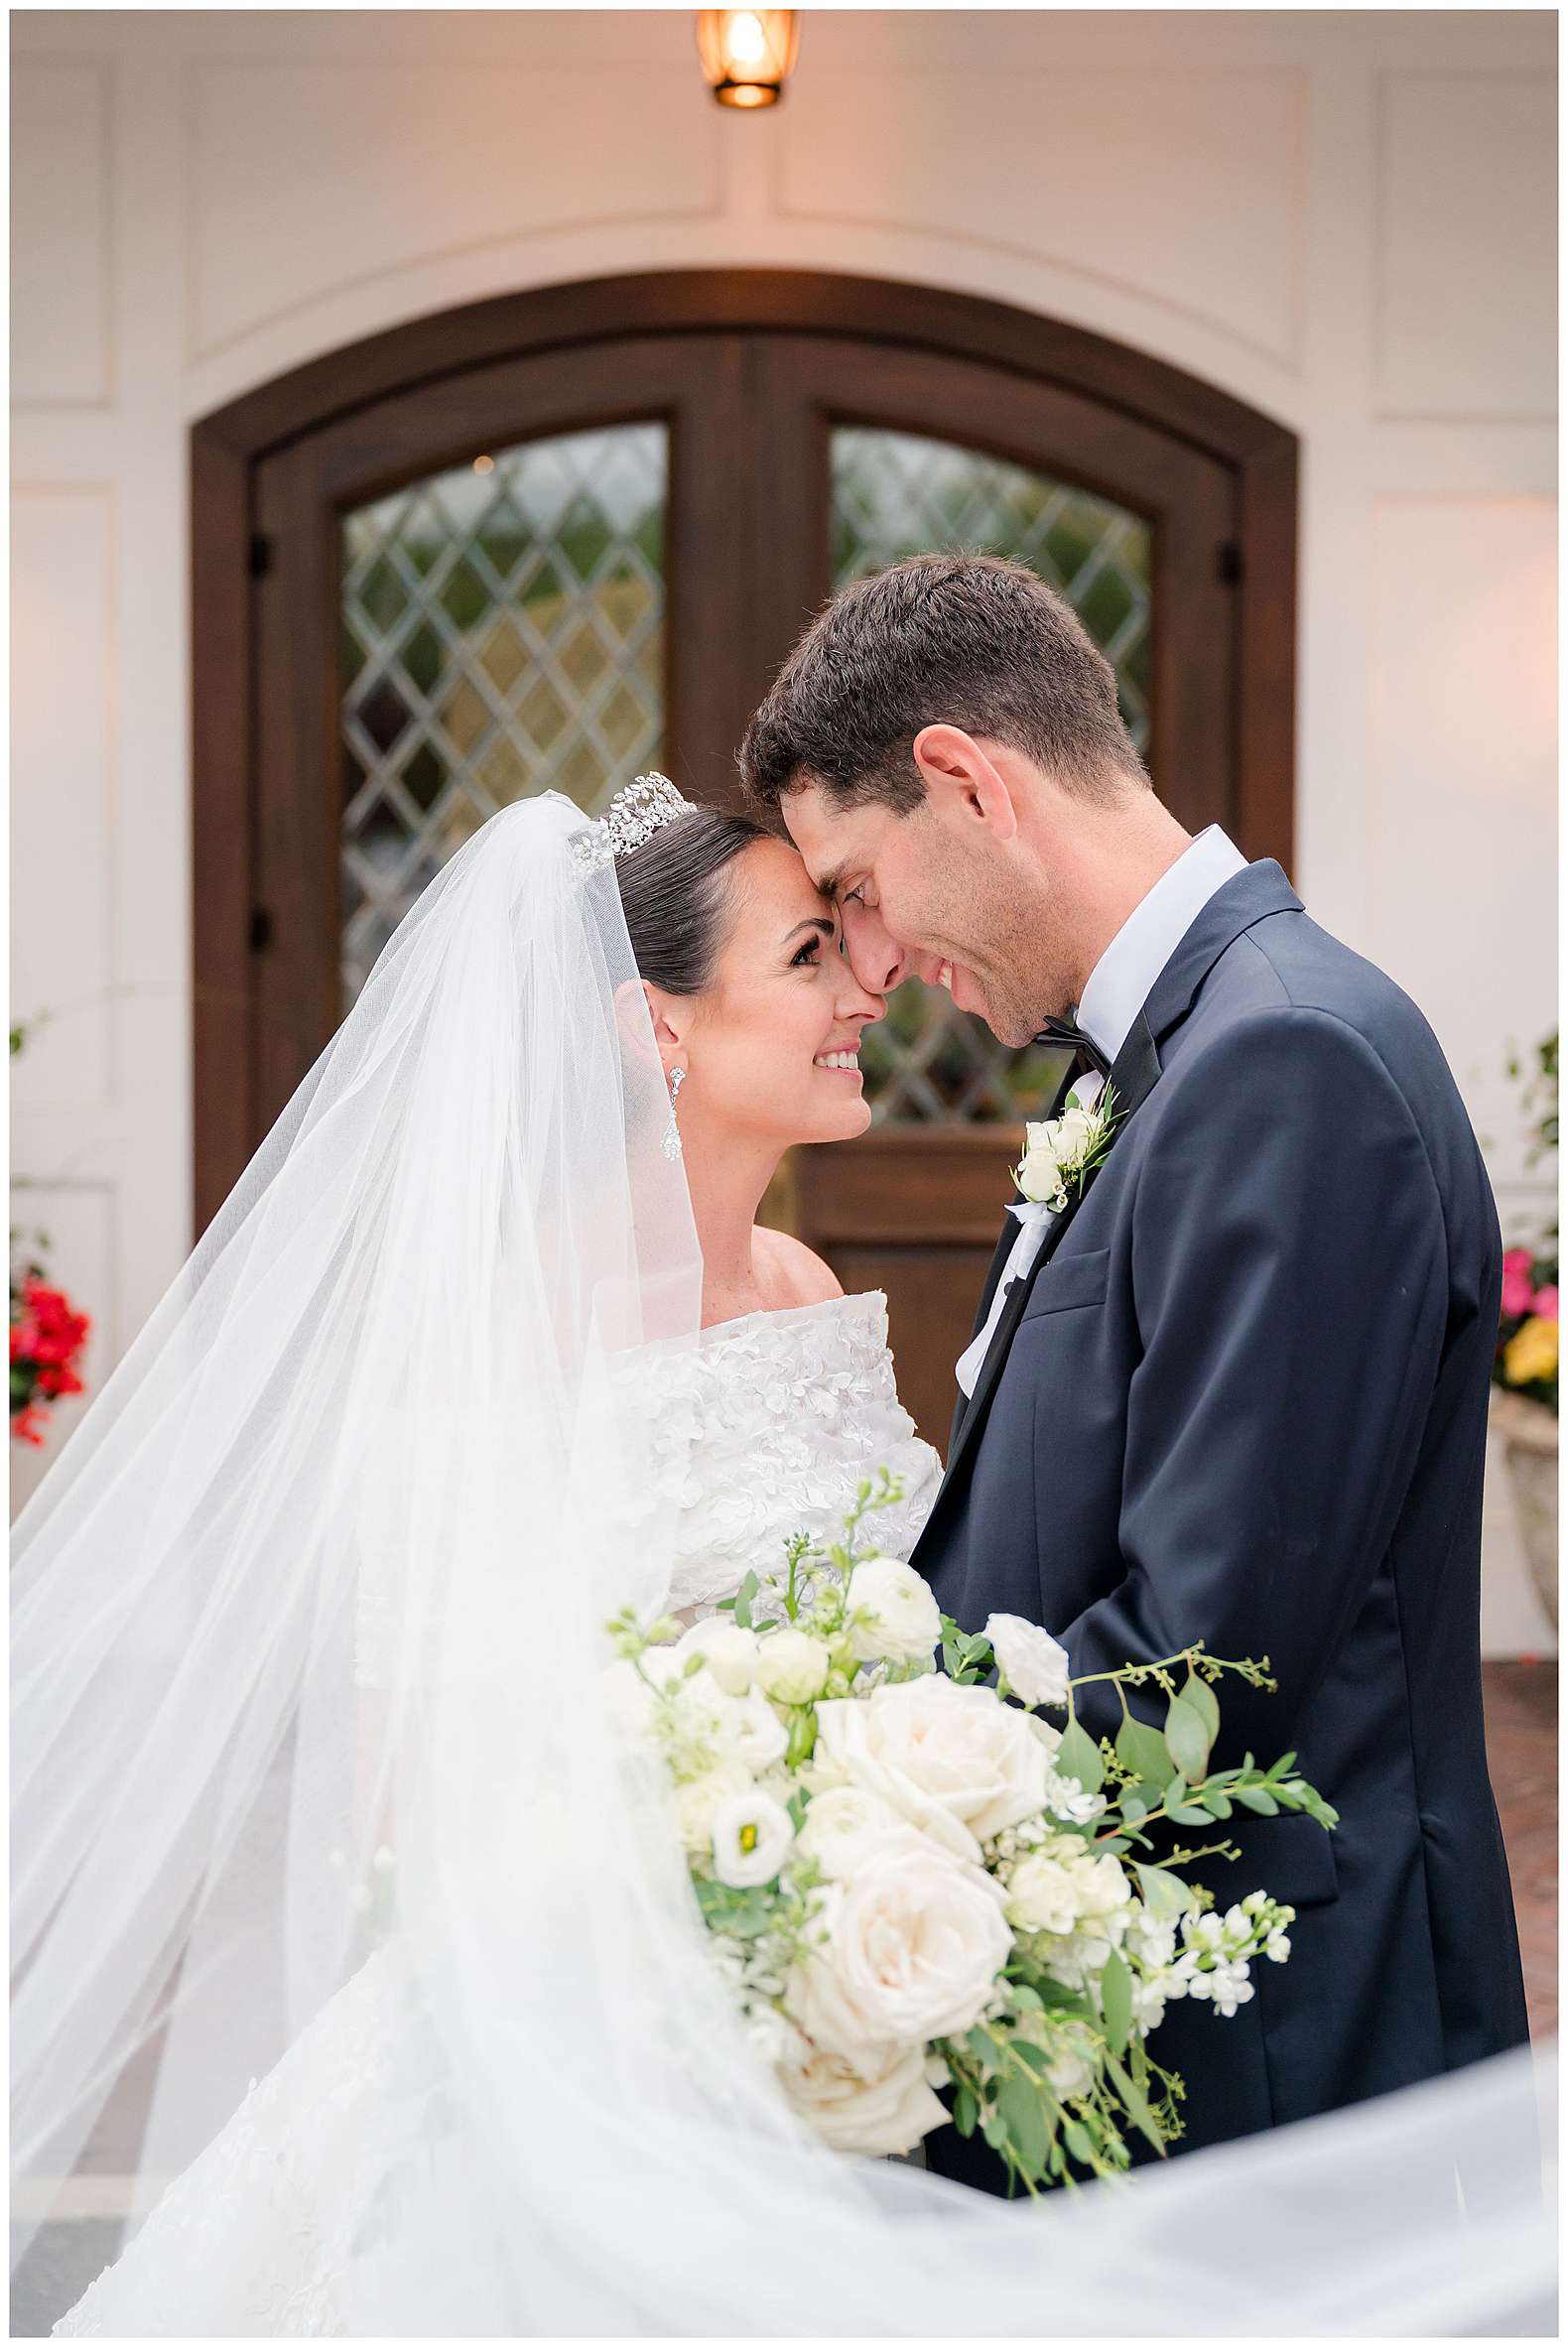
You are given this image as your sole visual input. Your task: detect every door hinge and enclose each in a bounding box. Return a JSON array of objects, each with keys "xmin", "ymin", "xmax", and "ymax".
[
  {"xmin": 1217, "ymin": 541, "xmax": 1242, "ymax": 586},
  {"xmin": 249, "ymin": 905, "xmax": 274, "ymax": 953},
  {"xmin": 249, "ymin": 532, "xmax": 274, "ymax": 579}
]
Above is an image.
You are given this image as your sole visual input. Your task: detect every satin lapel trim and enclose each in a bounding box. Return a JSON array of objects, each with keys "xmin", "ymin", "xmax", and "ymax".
[{"xmin": 933, "ymin": 1011, "xmax": 1164, "ymax": 1498}]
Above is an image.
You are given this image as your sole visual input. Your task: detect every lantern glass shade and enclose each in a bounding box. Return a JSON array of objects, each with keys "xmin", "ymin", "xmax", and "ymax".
[{"xmin": 695, "ymin": 10, "xmax": 799, "ymax": 108}]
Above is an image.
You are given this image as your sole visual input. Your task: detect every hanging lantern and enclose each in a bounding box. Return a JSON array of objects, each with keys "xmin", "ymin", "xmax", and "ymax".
[{"xmin": 695, "ymin": 11, "xmax": 799, "ymax": 109}]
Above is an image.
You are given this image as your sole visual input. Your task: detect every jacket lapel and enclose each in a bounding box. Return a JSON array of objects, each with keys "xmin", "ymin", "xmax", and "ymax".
[{"xmin": 930, "ymin": 860, "xmax": 1301, "ymax": 1498}]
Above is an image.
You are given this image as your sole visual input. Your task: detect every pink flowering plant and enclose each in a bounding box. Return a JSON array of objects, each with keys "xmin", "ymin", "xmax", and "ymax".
[
  {"xmin": 1496, "ymin": 1032, "xmax": 1558, "ymax": 1413},
  {"xmin": 607, "ymin": 1473, "xmax": 1336, "ymax": 2192}
]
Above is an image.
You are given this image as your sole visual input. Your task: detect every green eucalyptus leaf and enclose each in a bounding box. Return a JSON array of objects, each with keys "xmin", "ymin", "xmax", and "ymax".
[
  {"xmin": 1099, "ymin": 1946, "xmax": 1132, "ymax": 2057},
  {"xmin": 1165, "ymin": 1801, "xmax": 1216, "ymax": 1828},
  {"xmin": 1115, "ymin": 1715, "xmax": 1176, "ymax": 1792},
  {"xmin": 1183, "ymin": 1670, "xmax": 1221, "ymax": 1741},
  {"xmin": 1200, "ymin": 1788, "xmax": 1234, "ymax": 1820},
  {"xmin": 1063, "ymin": 2120, "xmax": 1095, "ymax": 2164},
  {"xmin": 1104, "ymin": 2051, "xmax": 1166, "ymax": 2153},
  {"xmin": 997, "ymin": 2073, "xmax": 1050, "ymax": 2179},
  {"xmin": 1011, "ymin": 2039, "xmax": 1052, "ymax": 2077},
  {"xmin": 1134, "ymin": 1862, "xmax": 1197, "ymax": 1919},
  {"xmin": 1235, "ymin": 1785, "xmax": 1279, "ymax": 1816},
  {"xmin": 1163, "ymin": 1690, "xmax": 1213, "ymax": 1781},
  {"xmin": 954, "ymin": 2082, "xmax": 979, "ymax": 2139},
  {"xmin": 731, "ymin": 1570, "xmax": 759, "ymax": 1630},
  {"xmin": 1055, "ymin": 1717, "xmax": 1104, "ymax": 1795}
]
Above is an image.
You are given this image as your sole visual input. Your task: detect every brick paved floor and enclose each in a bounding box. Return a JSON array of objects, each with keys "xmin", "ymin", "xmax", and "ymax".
[{"xmin": 1483, "ymin": 1657, "xmax": 1557, "ymax": 2038}]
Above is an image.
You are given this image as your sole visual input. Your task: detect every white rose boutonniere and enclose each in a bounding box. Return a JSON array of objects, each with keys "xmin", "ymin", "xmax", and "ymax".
[{"xmin": 1016, "ymin": 1083, "xmax": 1120, "ymax": 1214}]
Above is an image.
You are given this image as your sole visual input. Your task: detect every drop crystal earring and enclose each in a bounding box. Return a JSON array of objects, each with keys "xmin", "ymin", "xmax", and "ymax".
[{"xmin": 662, "ymin": 1067, "xmax": 686, "ymax": 1161}]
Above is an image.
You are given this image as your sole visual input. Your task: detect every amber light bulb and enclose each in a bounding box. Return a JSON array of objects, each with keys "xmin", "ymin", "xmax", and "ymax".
[{"xmin": 695, "ymin": 10, "xmax": 800, "ymax": 109}]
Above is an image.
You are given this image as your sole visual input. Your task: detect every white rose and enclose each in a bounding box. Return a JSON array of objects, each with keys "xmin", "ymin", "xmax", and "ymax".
[
  {"xmin": 817, "ymin": 1674, "xmax": 1051, "ymax": 1855},
  {"xmin": 779, "ymin": 2033, "xmax": 947, "ymax": 2157},
  {"xmin": 674, "ymin": 1617, "xmax": 759, "ymax": 1695},
  {"xmin": 1017, "ymin": 1121, "xmax": 1070, "ymax": 1204},
  {"xmin": 845, "ymin": 1556, "xmax": 942, "ymax": 1665},
  {"xmin": 674, "ymin": 1760, "xmax": 755, "ymax": 1855},
  {"xmin": 752, "ymin": 1625, "xmax": 831, "ymax": 1705},
  {"xmin": 983, "ymin": 1614, "xmax": 1072, "ymax": 1710},
  {"xmin": 786, "ymin": 1843, "xmax": 1011, "ymax": 2058},
  {"xmin": 712, "ymin": 1788, "xmax": 795, "ymax": 1888},
  {"xmin": 726, "ymin": 1686, "xmax": 788, "ymax": 1770},
  {"xmin": 795, "ymin": 1785, "xmax": 921, "ymax": 1882}
]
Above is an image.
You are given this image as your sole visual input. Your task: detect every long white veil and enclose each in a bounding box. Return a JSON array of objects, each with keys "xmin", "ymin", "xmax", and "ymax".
[{"xmin": 12, "ymin": 796, "xmax": 1556, "ymax": 2335}]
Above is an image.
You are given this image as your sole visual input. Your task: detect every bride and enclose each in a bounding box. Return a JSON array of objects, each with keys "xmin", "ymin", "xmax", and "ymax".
[{"xmin": 12, "ymin": 784, "xmax": 1552, "ymax": 2337}]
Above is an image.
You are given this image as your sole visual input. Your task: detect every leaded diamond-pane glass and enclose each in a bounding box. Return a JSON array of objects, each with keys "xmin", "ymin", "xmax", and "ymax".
[
  {"xmin": 339, "ymin": 424, "xmax": 666, "ymax": 1005},
  {"xmin": 831, "ymin": 429, "xmax": 1153, "ymax": 1122}
]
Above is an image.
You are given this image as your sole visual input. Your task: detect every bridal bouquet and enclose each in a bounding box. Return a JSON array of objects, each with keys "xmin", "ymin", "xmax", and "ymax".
[{"xmin": 606, "ymin": 1475, "xmax": 1336, "ymax": 2192}]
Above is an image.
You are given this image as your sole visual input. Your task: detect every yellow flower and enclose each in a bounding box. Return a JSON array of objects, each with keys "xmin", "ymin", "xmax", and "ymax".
[{"xmin": 1503, "ymin": 1315, "xmax": 1559, "ymax": 1388}]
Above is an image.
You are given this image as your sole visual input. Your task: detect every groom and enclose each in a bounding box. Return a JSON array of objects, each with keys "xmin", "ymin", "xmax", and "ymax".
[{"xmin": 739, "ymin": 553, "xmax": 1529, "ymax": 2187}]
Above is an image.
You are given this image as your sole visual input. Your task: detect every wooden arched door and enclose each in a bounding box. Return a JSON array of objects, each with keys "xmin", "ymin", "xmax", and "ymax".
[{"xmin": 193, "ymin": 271, "xmax": 1296, "ymax": 1448}]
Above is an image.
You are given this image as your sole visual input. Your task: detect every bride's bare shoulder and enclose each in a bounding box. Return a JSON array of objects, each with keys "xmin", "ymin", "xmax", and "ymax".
[{"xmin": 752, "ymin": 1224, "xmax": 844, "ymax": 1309}]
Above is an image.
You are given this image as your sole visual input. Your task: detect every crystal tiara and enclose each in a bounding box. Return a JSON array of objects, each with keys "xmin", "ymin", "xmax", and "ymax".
[{"xmin": 571, "ymin": 773, "xmax": 696, "ymax": 873}]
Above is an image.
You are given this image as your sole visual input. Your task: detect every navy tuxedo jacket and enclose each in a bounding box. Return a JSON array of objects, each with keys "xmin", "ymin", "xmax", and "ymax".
[{"xmin": 916, "ymin": 861, "xmax": 1528, "ymax": 2188}]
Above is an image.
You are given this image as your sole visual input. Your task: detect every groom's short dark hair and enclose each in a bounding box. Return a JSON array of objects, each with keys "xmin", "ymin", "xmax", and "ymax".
[{"xmin": 738, "ymin": 552, "xmax": 1148, "ymax": 817}]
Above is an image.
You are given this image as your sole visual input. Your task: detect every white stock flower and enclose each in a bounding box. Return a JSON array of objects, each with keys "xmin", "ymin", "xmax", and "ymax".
[
  {"xmin": 675, "ymin": 1760, "xmax": 756, "ymax": 1855},
  {"xmin": 983, "ymin": 1614, "xmax": 1072, "ymax": 1709},
  {"xmin": 816, "ymin": 1674, "xmax": 1051, "ymax": 1857},
  {"xmin": 712, "ymin": 1788, "xmax": 795, "ymax": 1889},
  {"xmin": 674, "ymin": 1617, "xmax": 760, "ymax": 1695},
  {"xmin": 795, "ymin": 1785, "xmax": 920, "ymax": 1882},
  {"xmin": 1265, "ymin": 1929, "xmax": 1292, "ymax": 1964},
  {"xmin": 1191, "ymin": 1962, "xmax": 1254, "ymax": 2017},
  {"xmin": 845, "ymin": 1556, "xmax": 943, "ymax": 1664},
  {"xmin": 779, "ymin": 2032, "xmax": 947, "ymax": 2157},
  {"xmin": 785, "ymin": 1843, "xmax": 1011, "ymax": 2060},
  {"xmin": 752, "ymin": 1625, "xmax": 831, "ymax": 1705}
]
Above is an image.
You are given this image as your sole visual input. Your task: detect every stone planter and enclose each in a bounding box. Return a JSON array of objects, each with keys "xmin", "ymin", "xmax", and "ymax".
[{"xmin": 1492, "ymin": 1389, "xmax": 1558, "ymax": 1630}]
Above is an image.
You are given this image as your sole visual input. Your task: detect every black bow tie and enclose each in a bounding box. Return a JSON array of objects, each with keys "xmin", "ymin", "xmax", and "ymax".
[{"xmin": 1033, "ymin": 1014, "xmax": 1111, "ymax": 1081}]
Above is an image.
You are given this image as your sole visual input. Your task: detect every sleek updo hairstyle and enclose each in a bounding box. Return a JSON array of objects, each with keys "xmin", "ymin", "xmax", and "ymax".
[{"xmin": 614, "ymin": 806, "xmax": 768, "ymax": 995}]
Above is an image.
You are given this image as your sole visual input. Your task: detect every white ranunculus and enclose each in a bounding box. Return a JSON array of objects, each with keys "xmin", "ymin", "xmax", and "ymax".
[
  {"xmin": 666, "ymin": 1673, "xmax": 787, "ymax": 1776},
  {"xmin": 795, "ymin": 1785, "xmax": 921, "ymax": 1881},
  {"xmin": 816, "ymin": 1674, "xmax": 1051, "ymax": 1854},
  {"xmin": 983, "ymin": 1613, "xmax": 1072, "ymax": 1710},
  {"xmin": 779, "ymin": 2032, "xmax": 948, "ymax": 2157},
  {"xmin": 711, "ymin": 1788, "xmax": 795, "ymax": 1888},
  {"xmin": 845, "ymin": 1556, "xmax": 943, "ymax": 1664},
  {"xmin": 674, "ymin": 1760, "xmax": 755, "ymax": 1854},
  {"xmin": 1006, "ymin": 1837, "xmax": 1132, "ymax": 1941},
  {"xmin": 674, "ymin": 1617, "xmax": 760, "ymax": 1695},
  {"xmin": 785, "ymin": 1843, "xmax": 1011, "ymax": 2059},
  {"xmin": 726, "ymin": 1685, "xmax": 789, "ymax": 1769},
  {"xmin": 752, "ymin": 1625, "xmax": 830, "ymax": 1705}
]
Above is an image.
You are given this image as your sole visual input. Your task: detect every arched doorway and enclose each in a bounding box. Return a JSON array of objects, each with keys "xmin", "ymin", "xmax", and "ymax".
[{"xmin": 192, "ymin": 269, "xmax": 1297, "ymax": 1447}]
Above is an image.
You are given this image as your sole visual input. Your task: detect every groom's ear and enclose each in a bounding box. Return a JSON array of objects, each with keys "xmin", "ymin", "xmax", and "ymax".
[{"xmin": 912, "ymin": 724, "xmax": 1020, "ymax": 846}]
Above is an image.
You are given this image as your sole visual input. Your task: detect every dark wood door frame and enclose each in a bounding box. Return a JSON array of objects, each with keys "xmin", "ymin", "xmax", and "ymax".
[{"xmin": 192, "ymin": 268, "xmax": 1297, "ymax": 1233}]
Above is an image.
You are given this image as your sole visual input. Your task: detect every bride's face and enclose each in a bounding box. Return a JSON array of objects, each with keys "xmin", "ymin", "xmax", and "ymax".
[{"xmin": 666, "ymin": 837, "xmax": 883, "ymax": 1151}]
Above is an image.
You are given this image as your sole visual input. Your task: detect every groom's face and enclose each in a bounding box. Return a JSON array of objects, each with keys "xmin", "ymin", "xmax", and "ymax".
[{"xmin": 782, "ymin": 780, "xmax": 1049, "ymax": 1050}]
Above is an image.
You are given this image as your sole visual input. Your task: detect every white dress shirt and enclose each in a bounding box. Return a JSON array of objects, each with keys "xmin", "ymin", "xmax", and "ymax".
[{"xmin": 954, "ymin": 826, "xmax": 1248, "ymax": 1398}]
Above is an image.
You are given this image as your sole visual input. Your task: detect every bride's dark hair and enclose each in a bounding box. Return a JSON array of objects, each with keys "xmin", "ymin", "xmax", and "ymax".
[{"xmin": 614, "ymin": 805, "xmax": 768, "ymax": 995}]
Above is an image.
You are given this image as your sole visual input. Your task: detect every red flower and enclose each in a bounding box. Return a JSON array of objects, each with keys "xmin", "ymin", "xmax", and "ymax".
[{"xmin": 12, "ymin": 1403, "xmax": 49, "ymax": 1446}]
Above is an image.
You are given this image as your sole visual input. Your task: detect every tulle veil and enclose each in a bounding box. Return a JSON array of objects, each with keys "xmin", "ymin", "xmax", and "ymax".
[{"xmin": 11, "ymin": 794, "xmax": 1556, "ymax": 2334}]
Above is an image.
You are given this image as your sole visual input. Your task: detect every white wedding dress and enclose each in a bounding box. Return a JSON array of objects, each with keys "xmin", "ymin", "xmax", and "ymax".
[
  {"xmin": 19, "ymin": 795, "xmax": 1552, "ymax": 2340},
  {"xmin": 55, "ymin": 1292, "xmax": 942, "ymax": 2337}
]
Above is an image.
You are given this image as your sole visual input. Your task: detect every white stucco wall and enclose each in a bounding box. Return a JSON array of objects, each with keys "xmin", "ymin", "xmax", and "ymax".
[{"xmin": 10, "ymin": 10, "xmax": 1558, "ymax": 1644}]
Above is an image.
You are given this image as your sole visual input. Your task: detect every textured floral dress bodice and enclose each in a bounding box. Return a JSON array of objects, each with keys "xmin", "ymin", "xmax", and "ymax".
[{"xmin": 619, "ymin": 1288, "xmax": 943, "ymax": 1618}]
